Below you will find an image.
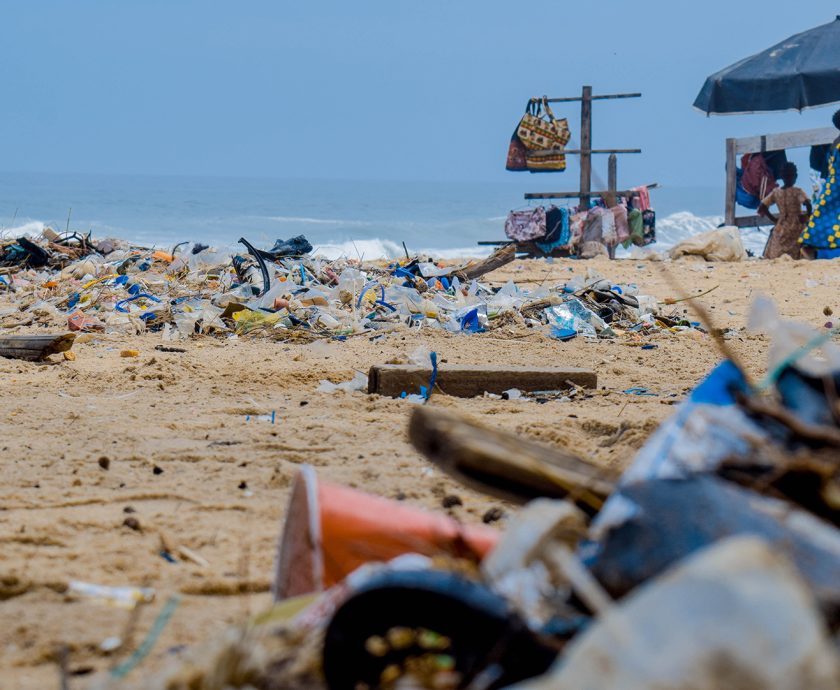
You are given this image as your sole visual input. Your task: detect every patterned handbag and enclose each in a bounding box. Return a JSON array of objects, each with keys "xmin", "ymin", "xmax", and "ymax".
[
  {"xmin": 505, "ymin": 129, "xmax": 528, "ymax": 171},
  {"xmin": 525, "ymin": 148, "xmax": 567, "ymax": 172},
  {"xmin": 517, "ymin": 97, "xmax": 571, "ymax": 152},
  {"xmin": 504, "ymin": 206, "xmax": 547, "ymax": 242}
]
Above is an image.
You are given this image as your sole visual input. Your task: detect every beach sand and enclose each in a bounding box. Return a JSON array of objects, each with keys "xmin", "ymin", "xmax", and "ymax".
[{"xmin": 2, "ymin": 254, "xmax": 838, "ymax": 689}]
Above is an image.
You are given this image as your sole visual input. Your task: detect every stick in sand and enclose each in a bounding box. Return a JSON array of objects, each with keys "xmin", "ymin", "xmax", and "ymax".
[{"xmin": 657, "ymin": 264, "xmax": 753, "ymax": 389}]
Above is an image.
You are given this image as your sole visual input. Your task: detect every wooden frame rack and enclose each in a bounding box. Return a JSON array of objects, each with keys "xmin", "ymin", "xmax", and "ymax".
[
  {"xmin": 523, "ymin": 85, "xmax": 651, "ymax": 208},
  {"xmin": 725, "ymin": 126, "xmax": 837, "ymax": 228}
]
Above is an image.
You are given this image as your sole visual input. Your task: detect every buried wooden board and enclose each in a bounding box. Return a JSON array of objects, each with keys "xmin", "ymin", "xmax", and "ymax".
[
  {"xmin": 368, "ymin": 364, "xmax": 596, "ymax": 398},
  {"xmin": 409, "ymin": 406, "xmax": 616, "ymax": 514},
  {"xmin": 0, "ymin": 333, "xmax": 76, "ymax": 361}
]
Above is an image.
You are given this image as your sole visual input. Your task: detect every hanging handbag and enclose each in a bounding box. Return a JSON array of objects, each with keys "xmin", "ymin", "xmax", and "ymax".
[
  {"xmin": 504, "ymin": 206, "xmax": 547, "ymax": 242},
  {"xmin": 525, "ymin": 148, "xmax": 568, "ymax": 172},
  {"xmin": 517, "ymin": 97, "xmax": 571, "ymax": 152},
  {"xmin": 505, "ymin": 128, "xmax": 528, "ymax": 171}
]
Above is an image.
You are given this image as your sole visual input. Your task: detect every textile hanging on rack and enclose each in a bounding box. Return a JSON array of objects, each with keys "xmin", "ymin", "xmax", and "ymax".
[
  {"xmin": 740, "ymin": 154, "xmax": 777, "ymax": 200},
  {"xmin": 611, "ymin": 205, "xmax": 630, "ymax": 245},
  {"xmin": 535, "ymin": 207, "xmax": 570, "ymax": 253},
  {"xmin": 642, "ymin": 210, "xmax": 656, "ymax": 244},
  {"xmin": 625, "ymin": 208, "xmax": 645, "ymax": 247},
  {"xmin": 504, "ymin": 206, "xmax": 547, "ymax": 242},
  {"xmin": 569, "ymin": 212, "xmax": 587, "ymax": 247},
  {"xmin": 632, "ymin": 186, "xmax": 652, "ymax": 211},
  {"xmin": 736, "ymin": 168, "xmax": 761, "ymax": 210},
  {"xmin": 505, "ymin": 128, "xmax": 528, "ymax": 171}
]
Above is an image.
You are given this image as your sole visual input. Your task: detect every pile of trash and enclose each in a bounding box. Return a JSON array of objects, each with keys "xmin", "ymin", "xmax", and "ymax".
[
  {"xmin": 121, "ymin": 299, "xmax": 840, "ymax": 690},
  {"xmin": 0, "ymin": 228, "xmax": 704, "ymax": 347}
]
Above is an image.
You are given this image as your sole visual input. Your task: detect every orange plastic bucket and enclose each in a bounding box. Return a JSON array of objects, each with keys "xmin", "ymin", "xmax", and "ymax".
[{"xmin": 273, "ymin": 466, "xmax": 499, "ymax": 600}]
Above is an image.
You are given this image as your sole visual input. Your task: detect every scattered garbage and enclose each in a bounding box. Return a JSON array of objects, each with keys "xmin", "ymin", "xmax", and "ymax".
[
  {"xmin": 0, "ymin": 228, "xmax": 703, "ymax": 349},
  {"xmin": 137, "ymin": 298, "xmax": 840, "ymax": 690},
  {"xmin": 67, "ymin": 581, "xmax": 155, "ymax": 610},
  {"xmin": 514, "ymin": 537, "xmax": 840, "ymax": 690}
]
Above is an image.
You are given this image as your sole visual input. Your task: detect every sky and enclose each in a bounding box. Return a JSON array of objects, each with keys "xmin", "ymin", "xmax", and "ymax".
[{"xmin": 1, "ymin": 1, "xmax": 839, "ymax": 189}]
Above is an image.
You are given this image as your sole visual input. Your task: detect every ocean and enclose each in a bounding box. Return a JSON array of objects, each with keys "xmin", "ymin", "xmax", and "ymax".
[{"xmin": 0, "ymin": 172, "xmax": 771, "ymax": 259}]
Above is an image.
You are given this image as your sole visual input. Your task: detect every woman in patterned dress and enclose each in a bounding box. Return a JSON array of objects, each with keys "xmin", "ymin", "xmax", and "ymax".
[
  {"xmin": 758, "ymin": 163, "xmax": 811, "ymax": 259},
  {"xmin": 799, "ymin": 110, "xmax": 840, "ymax": 259}
]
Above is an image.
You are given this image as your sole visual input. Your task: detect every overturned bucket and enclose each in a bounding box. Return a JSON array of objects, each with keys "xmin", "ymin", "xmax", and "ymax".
[{"xmin": 272, "ymin": 466, "xmax": 499, "ymax": 600}]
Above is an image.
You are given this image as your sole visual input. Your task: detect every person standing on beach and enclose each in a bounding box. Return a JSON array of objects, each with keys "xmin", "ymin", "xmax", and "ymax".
[
  {"xmin": 758, "ymin": 162, "xmax": 811, "ymax": 259},
  {"xmin": 798, "ymin": 110, "xmax": 840, "ymax": 259}
]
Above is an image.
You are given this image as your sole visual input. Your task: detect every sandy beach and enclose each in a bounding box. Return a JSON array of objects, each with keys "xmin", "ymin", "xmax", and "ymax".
[{"xmin": 2, "ymin": 253, "xmax": 838, "ymax": 688}]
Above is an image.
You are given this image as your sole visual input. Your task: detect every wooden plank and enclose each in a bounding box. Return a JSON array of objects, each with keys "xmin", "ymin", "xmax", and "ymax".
[
  {"xmin": 453, "ymin": 244, "xmax": 516, "ymax": 281},
  {"xmin": 0, "ymin": 333, "xmax": 76, "ymax": 361},
  {"xmin": 579, "ymin": 85, "xmax": 593, "ymax": 210},
  {"xmin": 525, "ymin": 183, "xmax": 659, "ymax": 200},
  {"xmin": 734, "ymin": 214, "xmax": 773, "ymax": 228},
  {"xmin": 733, "ymin": 127, "xmax": 836, "ymax": 155},
  {"xmin": 544, "ymin": 93, "xmax": 641, "ymax": 103},
  {"xmin": 532, "ymin": 148, "xmax": 641, "ymax": 155},
  {"xmin": 408, "ymin": 406, "xmax": 616, "ymax": 512},
  {"xmin": 368, "ymin": 364, "xmax": 597, "ymax": 399},
  {"xmin": 725, "ymin": 138, "xmax": 737, "ymax": 227}
]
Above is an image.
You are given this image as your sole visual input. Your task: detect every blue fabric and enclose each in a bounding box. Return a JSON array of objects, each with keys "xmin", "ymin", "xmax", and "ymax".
[
  {"xmin": 535, "ymin": 207, "xmax": 570, "ymax": 254},
  {"xmin": 802, "ymin": 145, "xmax": 840, "ymax": 249},
  {"xmin": 688, "ymin": 360, "xmax": 748, "ymax": 406},
  {"xmin": 735, "ymin": 169, "xmax": 760, "ymax": 210}
]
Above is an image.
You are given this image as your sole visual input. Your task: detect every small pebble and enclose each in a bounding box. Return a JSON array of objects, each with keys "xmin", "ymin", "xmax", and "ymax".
[
  {"xmin": 238, "ymin": 481, "xmax": 248, "ymax": 490},
  {"xmin": 482, "ymin": 507, "xmax": 505, "ymax": 524},
  {"xmin": 123, "ymin": 506, "xmax": 136, "ymax": 514},
  {"xmin": 152, "ymin": 465, "xmax": 163, "ymax": 475},
  {"xmin": 824, "ymin": 306, "xmax": 833, "ymax": 316},
  {"xmin": 441, "ymin": 494, "xmax": 463, "ymax": 509},
  {"xmin": 98, "ymin": 457, "xmax": 110, "ymax": 470},
  {"xmin": 122, "ymin": 517, "xmax": 141, "ymax": 531},
  {"xmin": 827, "ymin": 322, "xmax": 834, "ymax": 330}
]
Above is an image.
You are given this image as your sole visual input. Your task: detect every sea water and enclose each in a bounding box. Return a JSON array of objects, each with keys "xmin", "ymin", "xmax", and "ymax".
[{"xmin": 0, "ymin": 172, "xmax": 770, "ymax": 259}]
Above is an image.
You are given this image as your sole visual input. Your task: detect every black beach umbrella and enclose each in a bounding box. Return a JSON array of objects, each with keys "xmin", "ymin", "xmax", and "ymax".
[{"xmin": 694, "ymin": 16, "xmax": 840, "ymax": 114}]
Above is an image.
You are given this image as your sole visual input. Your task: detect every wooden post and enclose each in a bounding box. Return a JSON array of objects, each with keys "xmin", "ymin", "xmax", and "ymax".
[
  {"xmin": 606, "ymin": 153, "xmax": 618, "ymax": 259},
  {"xmin": 725, "ymin": 138, "xmax": 737, "ymax": 226},
  {"xmin": 579, "ymin": 85, "xmax": 593, "ymax": 210}
]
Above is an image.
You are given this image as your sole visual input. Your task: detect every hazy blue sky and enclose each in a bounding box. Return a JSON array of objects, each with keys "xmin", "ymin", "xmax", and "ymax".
[{"xmin": 1, "ymin": 1, "xmax": 838, "ymax": 188}]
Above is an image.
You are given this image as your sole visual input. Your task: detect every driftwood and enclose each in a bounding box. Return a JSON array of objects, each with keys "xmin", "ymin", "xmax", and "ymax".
[
  {"xmin": 369, "ymin": 364, "xmax": 597, "ymax": 399},
  {"xmin": 452, "ymin": 244, "xmax": 516, "ymax": 281},
  {"xmin": 408, "ymin": 406, "xmax": 616, "ymax": 514},
  {"xmin": 0, "ymin": 333, "xmax": 76, "ymax": 361}
]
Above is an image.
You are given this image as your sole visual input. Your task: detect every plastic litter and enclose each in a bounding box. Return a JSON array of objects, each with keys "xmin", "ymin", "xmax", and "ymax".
[
  {"xmin": 67, "ymin": 581, "xmax": 155, "ymax": 609},
  {"xmin": 317, "ymin": 372, "xmax": 368, "ymax": 394},
  {"xmin": 514, "ymin": 537, "xmax": 840, "ymax": 690}
]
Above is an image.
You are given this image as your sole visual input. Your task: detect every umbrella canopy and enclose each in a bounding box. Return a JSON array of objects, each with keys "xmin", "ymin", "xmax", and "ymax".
[{"xmin": 695, "ymin": 16, "xmax": 840, "ymax": 115}]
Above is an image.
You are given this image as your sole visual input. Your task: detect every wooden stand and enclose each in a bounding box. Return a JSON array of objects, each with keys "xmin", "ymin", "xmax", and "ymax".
[
  {"xmin": 725, "ymin": 126, "xmax": 836, "ymax": 228},
  {"xmin": 487, "ymin": 86, "xmax": 654, "ymax": 258},
  {"xmin": 526, "ymin": 86, "xmax": 643, "ymax": 211}
]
